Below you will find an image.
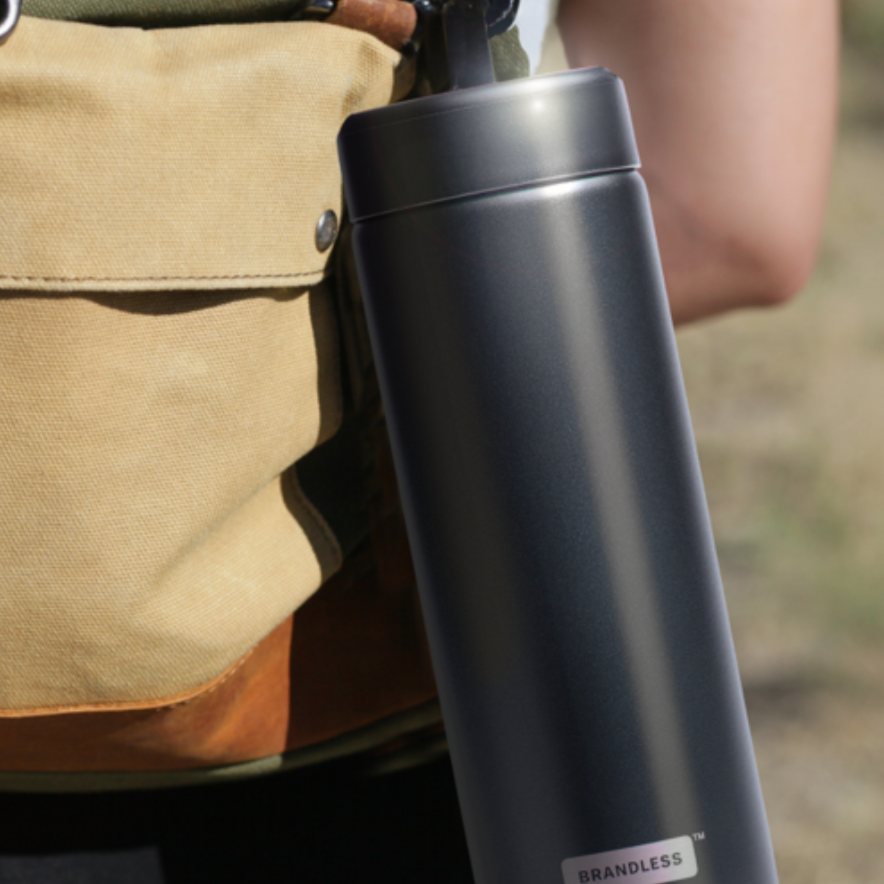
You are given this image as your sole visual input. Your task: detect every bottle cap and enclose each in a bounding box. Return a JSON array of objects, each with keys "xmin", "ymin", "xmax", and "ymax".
[{"xmin": 338, "ymin": 67, "xmax": 640, "ymax": 222}]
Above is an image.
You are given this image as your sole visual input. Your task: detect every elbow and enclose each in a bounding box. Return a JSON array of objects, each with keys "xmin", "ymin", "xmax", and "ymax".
[
  {"xmin": 658, "ymin": 197, "xmax": 825, "ymax": 324},
  {"xmin": 723, "ymin": 226, "xmax": 821, "ymax": 311},
  {"xmin": 740, "ymin": 229, "xmax": 820, "ymax": 308}
]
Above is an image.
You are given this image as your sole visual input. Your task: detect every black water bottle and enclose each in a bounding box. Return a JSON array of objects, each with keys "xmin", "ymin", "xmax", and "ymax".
[{"xmin": 337, "ymin": 61, "xmax": 778, "ymax": 884}]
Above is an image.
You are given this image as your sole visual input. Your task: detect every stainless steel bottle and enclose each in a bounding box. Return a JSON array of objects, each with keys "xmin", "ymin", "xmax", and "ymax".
[{"xmin": 338, "ymin": 67, "xmax": 778, "ymax": 884}]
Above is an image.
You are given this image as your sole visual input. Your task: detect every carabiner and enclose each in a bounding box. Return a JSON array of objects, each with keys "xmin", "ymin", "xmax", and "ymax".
[{"xmin": 0, "ymin": 0, "xmax": 21, "ymax": 46}]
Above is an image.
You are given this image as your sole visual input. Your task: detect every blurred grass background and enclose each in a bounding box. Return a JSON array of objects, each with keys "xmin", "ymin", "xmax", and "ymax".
[
  {"xmin": 678, "ymin": 7, "xmax": 884, "ymax": 874},
  {"xmin": 539, "ymin": 6, "xmax": 884, "ymax": 880},
  {"xmin": 678, "ymin": 6, "xmax": 884, "ymax": 880}
]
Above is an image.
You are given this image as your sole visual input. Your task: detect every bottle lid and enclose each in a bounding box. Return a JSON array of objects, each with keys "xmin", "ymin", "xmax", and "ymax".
[{"xmin": 338, "ymin": 67, "xmax": 640, "ymax": 222}]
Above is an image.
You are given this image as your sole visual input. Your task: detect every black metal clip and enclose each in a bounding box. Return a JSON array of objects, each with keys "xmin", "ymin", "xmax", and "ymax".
[
  {"xmin": 412, "ymin": 0, "xmax": 518, "ymax": 93},
  {"xmin": 443, "ymin": 0, "xmax": 494, "ymax": 89}
]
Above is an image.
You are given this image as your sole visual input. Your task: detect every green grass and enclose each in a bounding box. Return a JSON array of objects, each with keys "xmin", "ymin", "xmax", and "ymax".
[{"xmin": 844, "ymin": 0, "xmax": 884, "ymax": 59}]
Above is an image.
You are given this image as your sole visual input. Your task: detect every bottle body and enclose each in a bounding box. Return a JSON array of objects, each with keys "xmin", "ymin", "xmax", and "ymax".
[{"xmin": 339, "ymin": 69, "xmax": 778, "ymax": 884}]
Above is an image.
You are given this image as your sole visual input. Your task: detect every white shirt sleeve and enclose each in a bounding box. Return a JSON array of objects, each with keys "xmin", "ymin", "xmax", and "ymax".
[{"xmin": 513, "ymin": 0, "xmax": 558, "ymax": 73}]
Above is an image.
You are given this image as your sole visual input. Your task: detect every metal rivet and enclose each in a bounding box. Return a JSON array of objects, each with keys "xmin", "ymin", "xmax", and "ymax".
[
  {"xmin": 0, "ymin": 0, "xmax": 22, "ymax": 46},
  {"xmin": 315, "ymin": 210, "xmax": 338, "ymax": 253}
]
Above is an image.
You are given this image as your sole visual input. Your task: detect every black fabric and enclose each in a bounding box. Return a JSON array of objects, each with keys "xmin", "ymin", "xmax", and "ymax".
[
  {"xmin": 0, "ymin": 852, "xmax": 163, "ymax": 884},
  {"xmin": 296, "ymin": 404, "xmax": 369, "ymax": 560},
  {"xmin": 0, "ymin": 756, "xmax": 474, "ymax": 884}
]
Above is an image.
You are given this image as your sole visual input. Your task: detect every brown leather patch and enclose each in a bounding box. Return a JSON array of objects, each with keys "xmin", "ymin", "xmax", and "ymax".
[
  {"xmin": 0, "ymin": 544, "xmax": 437, "ymax": 772},
  {"xmin": 327, "ymin": 0, "xmax": 418, "ymax": 52},
  {"xmin": 287, "ymin": 546, "xmax": 436, "ymax": 750},
  {"xmin": 0, "ymin": 617, "xmax": 293, "ymax": 772}
]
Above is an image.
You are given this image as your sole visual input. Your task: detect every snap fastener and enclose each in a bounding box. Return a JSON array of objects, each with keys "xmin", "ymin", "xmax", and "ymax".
[
  {"xmin": 0, "ymin": 0, "xmax": 21, "ymax": 45},
  {"xmin": 315, "ymin": 210, "xmax": 338, "ymax": 253}
]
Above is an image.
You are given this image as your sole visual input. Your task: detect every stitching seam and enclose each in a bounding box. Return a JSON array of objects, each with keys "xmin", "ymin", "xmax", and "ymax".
[
  {"xmin": 0, "ymin": 271, "xmax": 324, "ymax": 283},
  {"xmin": 150, "ymin": 643, "xmax": 260, "ymax": 714},
  {"xmin": 0, "ymin": 640, "xmax": 264, "ymax": 718}
]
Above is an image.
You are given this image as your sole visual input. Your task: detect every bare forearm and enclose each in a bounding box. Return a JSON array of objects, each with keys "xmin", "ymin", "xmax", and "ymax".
[{"xmin": 557, "ymin": 0, "xmax": 839, "ymax": 324}]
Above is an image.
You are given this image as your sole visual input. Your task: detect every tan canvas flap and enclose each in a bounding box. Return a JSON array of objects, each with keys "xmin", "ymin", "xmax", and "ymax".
[
  {"xmin": 0, "ymin": 15, "xmax": 407, "ymax": 292},
  {"xmin": 0, "ymin": 17, "xmax": 408, "ymax": 716}
]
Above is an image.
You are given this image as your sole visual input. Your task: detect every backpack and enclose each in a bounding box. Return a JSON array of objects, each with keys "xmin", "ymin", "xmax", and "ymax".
[{"xmin": 0, "ymin": 5, "xmax": 444, "ymax": 791}]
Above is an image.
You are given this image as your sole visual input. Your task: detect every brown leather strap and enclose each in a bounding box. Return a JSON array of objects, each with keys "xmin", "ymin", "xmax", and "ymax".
[{"xmin": 327, "ymin": 0, "xmax": 418, "ymax": 52}]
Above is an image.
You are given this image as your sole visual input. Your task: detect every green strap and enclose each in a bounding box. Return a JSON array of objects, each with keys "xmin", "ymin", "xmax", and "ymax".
[
  {"xmin": 22, "ymin": 0, "xmax": 303, "ymax": 27},
  {"xmin": 490, "ymin": 25, "xmax": 529, "ymax": 81},
  {"xmin": 0, "ymin": 700, "xmax": 444, "ymax": 794}
]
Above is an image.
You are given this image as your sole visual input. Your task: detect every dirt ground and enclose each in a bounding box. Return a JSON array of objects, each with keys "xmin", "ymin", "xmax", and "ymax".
[{"xmin": 539, "ymin": 20, "xmax": 884, "ymax": 883}]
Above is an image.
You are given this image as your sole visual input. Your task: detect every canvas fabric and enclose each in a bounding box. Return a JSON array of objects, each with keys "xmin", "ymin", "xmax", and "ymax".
[{"xmin": 0, "ymin": 15, "xmax": 412, "ymax": 715}]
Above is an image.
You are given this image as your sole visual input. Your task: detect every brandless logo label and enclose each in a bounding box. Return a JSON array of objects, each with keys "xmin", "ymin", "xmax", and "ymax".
[{"xmin": 561, "ymin": 836, "xmax": 698, "ymax": 884}]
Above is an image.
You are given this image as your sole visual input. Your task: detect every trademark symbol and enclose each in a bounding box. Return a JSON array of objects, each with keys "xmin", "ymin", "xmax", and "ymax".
[{"xmin": 692, "ymin": 832, "xmax": 705, "ymax": 841}]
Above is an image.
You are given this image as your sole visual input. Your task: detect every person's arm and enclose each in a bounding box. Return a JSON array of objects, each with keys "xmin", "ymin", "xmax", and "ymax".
[{"xmin": 556, "ymin": 0, "xmax": 839, "ymax": 324}]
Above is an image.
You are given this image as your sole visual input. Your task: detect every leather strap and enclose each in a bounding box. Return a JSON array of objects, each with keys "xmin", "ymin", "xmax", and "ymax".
[
  {"xmin": 327, "ymin": 0, "xmax": 417, "ymax": 52},
  {"xmin": 22, "ymin": 0, "xmax": 419, "ymax": 52}
]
